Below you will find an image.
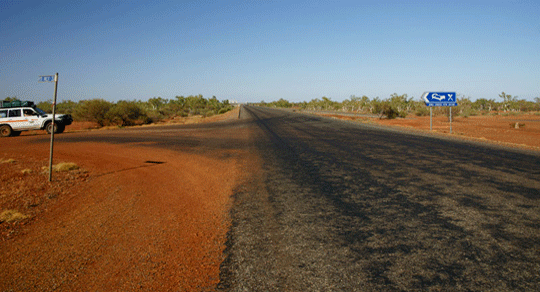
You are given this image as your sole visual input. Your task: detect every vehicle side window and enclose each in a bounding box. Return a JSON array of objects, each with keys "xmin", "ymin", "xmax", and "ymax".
[
  {"xmin": 0, "ymin": 110, "xmax": 7, "ymax": 118},
  {"xmin": 8, "ymin": 109, "xmax": 22, "ymax": 117}
]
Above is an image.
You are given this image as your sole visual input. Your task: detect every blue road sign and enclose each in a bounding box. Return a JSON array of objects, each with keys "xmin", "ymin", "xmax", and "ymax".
[
  {"xmin": 421, "ymin": 92, "xmax": 457, "ymax": 107},
  {"xmin": 39, "ymin": 75, "xmax": 55, "ymax": 82}
]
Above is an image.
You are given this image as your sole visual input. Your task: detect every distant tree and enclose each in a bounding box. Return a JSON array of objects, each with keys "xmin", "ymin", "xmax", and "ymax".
[
  {"xmin": 35, "ymin": 100, "xmax": 77, "ymax": 114},
  {"xmin": 358, "ymin": 95, "xmax": 370, "ymax": 112},
  {"xmin": 107, "ymin": 100, "xmax": 149, "ymax": 126},
  {"xmin": 56, "ymin": 100, "xmax": 78, "ymax": 115},
  {"xmin": 499, "ymin": 92, "xmax": 517, "ymax": 112},
  {"xmin": 36, "ymin": 100, "xmax": 53, "ymax": 112},
  {"xmin": 320, "ymin": 96, "xmax": 339, "ymax": 110},
  {"xmin": 377, "ymin": 101, "xmax": 399, "ymax": 119},
  {"xmin": 148, "ymin": 97, "xmax": 168, "ymax": 110},
  {"xmin": 369, "ymin": 97, "xmax": 381, "ymax": 114},
  {"xmin": 207, "ymin": 96, "xmax": 220, "ymax": 111},
  {"xmin": 274, "ymin": 98, "xmax": 292, "ymax": 108},
  {"xmin": 472, "ymin": 98, "xmax": 496, "ymax": 112},
  {"xmin": 74, "ymin": 99, "xmax": 113, "ymax": 127},
  {"xmin": 388, "ymin": 93, "xmax": 412, "ymax": 116},
  {"xmin": 457, "ymin": 95, "xmax": 475, "ymax": 117},
  {"xmin": 3, "ymin": 97, "xmax": 19, "ymax": 102}
]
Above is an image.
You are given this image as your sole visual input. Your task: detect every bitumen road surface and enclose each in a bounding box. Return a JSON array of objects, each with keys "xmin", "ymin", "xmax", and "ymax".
[{"xmin": 218, "ymin": 106, "xmax": 540, "ymax": 291}]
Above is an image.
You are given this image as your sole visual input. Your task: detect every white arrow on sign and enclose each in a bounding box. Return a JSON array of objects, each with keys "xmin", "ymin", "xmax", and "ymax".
[{"xmin": 432, "ymin": 93, "xmax": 446, "ymax": 101}]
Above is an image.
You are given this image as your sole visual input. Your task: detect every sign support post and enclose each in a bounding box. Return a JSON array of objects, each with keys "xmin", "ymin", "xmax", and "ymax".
[
  {"xmin": 430, "ymin": 107, "xmax": 433, "ymax": 131},
  {"xmin": 449, "ymin": 106, "xmax": 452, "ymax": 134},
  {"xmin": 48, "ymin": 73, "xmax": 59, "ymax": 182},
  {"xmin": 39, "ymin": 73, "xmax": 59, "ymax": 182}
]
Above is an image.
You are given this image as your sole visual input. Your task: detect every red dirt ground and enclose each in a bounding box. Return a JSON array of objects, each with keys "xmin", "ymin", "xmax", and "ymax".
[
  {"xmin": 320, "ymin": 113, "xmax": 540, "ymax": 151},
  {"xmin": 0, "ymin": 108, "xmax": 258, "ymax": 291}
]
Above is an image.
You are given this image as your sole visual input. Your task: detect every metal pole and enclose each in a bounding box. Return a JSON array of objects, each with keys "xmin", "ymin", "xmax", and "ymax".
[
  {"xmin": 449, "ymin": 106, "xmax": 452, "ymax": 134},
  {"xmin": 48, "ymin": 73, "xmax": 58, "ymax": 182},
  {"xmin": 430, "ymin": 107, "xmax": 433, "ymax": 131}
]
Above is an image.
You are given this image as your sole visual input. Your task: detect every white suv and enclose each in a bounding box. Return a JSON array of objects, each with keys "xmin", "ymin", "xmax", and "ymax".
[{"xmin": 0, "ymin": 102, "xmax": 73, "ymax": 137}]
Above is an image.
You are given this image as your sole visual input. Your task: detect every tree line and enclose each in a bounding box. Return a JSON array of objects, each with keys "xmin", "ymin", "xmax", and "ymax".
[
  {"xmin": 3, "ymin": 95, "xmax": 233, "ymax": 127},
  {"xmin": 257, "ymin": 92, "xmax": 540, "ymax": 119}
]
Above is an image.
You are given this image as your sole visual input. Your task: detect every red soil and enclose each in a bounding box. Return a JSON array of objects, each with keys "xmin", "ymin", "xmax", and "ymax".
[
  {"xmin": 0, "ymin": 108, "xmax": 256, "ymax": 291},
  {"xmin": 321, "ymin": 113, "xmax": 540, "ymax": 151}
]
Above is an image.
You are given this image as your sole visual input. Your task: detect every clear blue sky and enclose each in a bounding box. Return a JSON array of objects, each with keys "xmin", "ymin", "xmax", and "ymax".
[{"xmin": 1, "ymin": 0, "xmax": 539, "ymax": 104}]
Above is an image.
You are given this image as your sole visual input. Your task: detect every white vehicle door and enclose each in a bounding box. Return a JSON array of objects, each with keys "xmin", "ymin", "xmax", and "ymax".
[
  {"xmin": 7, "ymin": 109, "xmax": 31, "ymax": 130},
  {"xmin": 23, "ymin": 109, "xmax": 41, "ymax": 129}
]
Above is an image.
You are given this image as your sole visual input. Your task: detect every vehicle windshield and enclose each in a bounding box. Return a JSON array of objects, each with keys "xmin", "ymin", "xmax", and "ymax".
[{"xmin": 34, "ymin": 107, "xmax": 48, "ymax": 116}]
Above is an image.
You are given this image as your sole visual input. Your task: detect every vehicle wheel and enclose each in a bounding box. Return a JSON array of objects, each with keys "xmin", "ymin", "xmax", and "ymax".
[
  {"xmin": 57, "ymin": 124, "xmax": 65, "ymax": 133},
  {"xmin": 0, "ymin": 125, "xmax": 13, "ymax": 137},
  {"xmin": 45, "ymin": 122, "xmax": 58, "ymax": 134}
]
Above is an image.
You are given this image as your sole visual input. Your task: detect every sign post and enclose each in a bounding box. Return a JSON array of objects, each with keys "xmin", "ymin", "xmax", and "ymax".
[
  {"xmin": 421, "ymin": 92, "xmax": 457, "ymax": 134},
  {"xmin": 39, "ymin": 73, "xmax": 59, "ymax": 182}
]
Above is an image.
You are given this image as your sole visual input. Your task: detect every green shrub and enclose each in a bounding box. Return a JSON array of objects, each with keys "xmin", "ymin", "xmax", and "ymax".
[
  {"xmin": 218, "ymin": 106, "xmax": 232, "ymax": 115},
  {"xmin": 33, "ymin": 95, "xmax": 233, "ymax": 127},
  {"xmin": 398, "ymin": 111, "xmax": 408, "ymax": 118},
  {"xmin": 460, "ymin": 108, "xmax": 478, "ymax": 117},
  {"xmin": 106, "ymin": 101, "xmax": 149, "ymax": 126},
  {"xmin": 74, "ymin": 99, "xmax": 114, "ymax": 126},
  {"xmin": 36, "ymin": 101, "xmax": 53, "ymax": 112},
  {"xmin": 380, "ymin": 103, "xmax": 398, "ymax": 119}
]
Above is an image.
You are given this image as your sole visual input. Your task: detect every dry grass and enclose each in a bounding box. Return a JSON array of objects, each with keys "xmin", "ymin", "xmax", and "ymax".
[
  {"xmin": 53, "ymin": 162, "xmax": 80, "ymax": 172},
  {"xmin": 41, "ymin": 162, "xmax": 80, "ymax": 173},
  {"xmin": 21, "ymin": 169, "xmax": 32, "ymax": 174},
  {"xmin": 0, "ymin": 210, "xmax": 29, "ymax": 223},
  {"xmin": 1, "ymin": 158, "xmax": 16, "ymax": 164}
]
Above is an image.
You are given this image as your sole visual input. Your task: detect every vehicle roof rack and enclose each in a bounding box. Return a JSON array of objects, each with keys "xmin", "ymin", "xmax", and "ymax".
[{"xmin": 0, "ymin": 100, "xmax": 35, "ymax": 109}]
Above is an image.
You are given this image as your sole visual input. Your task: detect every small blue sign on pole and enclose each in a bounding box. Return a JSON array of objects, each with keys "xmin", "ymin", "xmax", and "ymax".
[
  {"xmin": 421, "ymin": 92, "xmax": 457, "ymax": 107},
  {"xmin": 39, "ymin": 75, "xmax": 55, "ymax": 82}
]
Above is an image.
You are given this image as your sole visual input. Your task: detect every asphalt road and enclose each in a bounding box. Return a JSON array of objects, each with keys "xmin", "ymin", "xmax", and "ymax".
[
  {"xmin": 44, "ymin": 106, "xmax": 540, "ymax": 291},
  {"xmin": 219, "ymin": 106, "xmax": 540, "ymax": 291}
]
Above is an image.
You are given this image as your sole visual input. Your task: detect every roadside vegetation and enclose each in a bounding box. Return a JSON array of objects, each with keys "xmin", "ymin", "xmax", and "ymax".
[
  {"xmin": 51, "ymin": 162, "xmax": 80, "ymax": 172},
  {"xmin": 0, "ymin": 210, "xmax": 28, "ymax": 223},
  {"xmin": 3, "ymin": 95, "xmax": 234, "ymax": 127},
  {"xmin": 257, "ymin": 92, "xmax": 540, "ymax": 119}
]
